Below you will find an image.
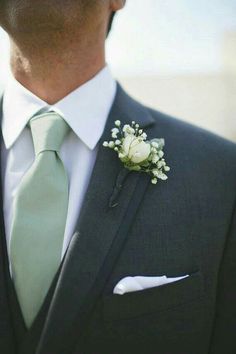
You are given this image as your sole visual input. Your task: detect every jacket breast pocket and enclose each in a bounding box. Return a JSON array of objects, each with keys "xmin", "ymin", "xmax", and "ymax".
[
  {"xmin": 83, "ymin": 272, "xmax": 207, "ymax": 354},
  {"xmin": 102, "ymin": 271, "xmax": 204, "ymax": 321}
]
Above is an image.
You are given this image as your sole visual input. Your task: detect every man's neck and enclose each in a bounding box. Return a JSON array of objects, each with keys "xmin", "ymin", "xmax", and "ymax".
[{"xmin": 9, "ymin": 34, "xmax": 106, "ymax": 105}]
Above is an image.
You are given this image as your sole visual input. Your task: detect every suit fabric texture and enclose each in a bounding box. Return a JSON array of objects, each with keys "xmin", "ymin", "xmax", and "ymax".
[{"xmin": 0, "ymin": 82, "xmax": 236, "ymax": 354}]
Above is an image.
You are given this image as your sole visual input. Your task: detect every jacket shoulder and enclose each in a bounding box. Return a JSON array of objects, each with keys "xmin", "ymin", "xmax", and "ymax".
[
  {"xmin": 143, "ymin": 106, "xmax": 236, "ymax": 200},
  {"xmin": 147, "ymin": 106, "xmax": 236, "ymax": 162}
]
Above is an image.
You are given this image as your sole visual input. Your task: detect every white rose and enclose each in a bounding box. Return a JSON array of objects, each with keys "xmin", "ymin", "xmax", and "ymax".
[{"xmin": 122, "ymin": 135, "xmax": 151, "ymax": 163}]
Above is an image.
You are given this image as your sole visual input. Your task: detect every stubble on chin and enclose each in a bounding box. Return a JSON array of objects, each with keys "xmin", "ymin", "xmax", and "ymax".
[{"xmin": 0, "ymin": 0, "xmax": 97, "ymax": 36}]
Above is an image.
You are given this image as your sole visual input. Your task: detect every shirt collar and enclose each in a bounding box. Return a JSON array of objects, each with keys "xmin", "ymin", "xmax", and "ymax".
[{"xmin": 2, "ymin": 65, "xmax": 117, "ymax": 150}]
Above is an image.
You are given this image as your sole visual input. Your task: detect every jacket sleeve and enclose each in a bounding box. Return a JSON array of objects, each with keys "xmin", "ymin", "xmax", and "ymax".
[{"xmin": 209, "ymin": 203, "xmax": 236, "ymax": 353}]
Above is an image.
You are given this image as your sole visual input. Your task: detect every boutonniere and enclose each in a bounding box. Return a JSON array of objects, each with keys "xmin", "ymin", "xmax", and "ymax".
[{"xmin": 103, "ymin": 120, "xmax": 170, "ymax": 185}]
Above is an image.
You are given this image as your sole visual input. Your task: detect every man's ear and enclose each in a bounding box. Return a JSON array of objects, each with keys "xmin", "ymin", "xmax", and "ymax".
[{"xmin": 110, "ymin": 0, "xmax": 126, "ymax": 12}]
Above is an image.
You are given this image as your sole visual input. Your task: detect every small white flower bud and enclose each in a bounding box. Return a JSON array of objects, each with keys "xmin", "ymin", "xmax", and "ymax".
[
  {"xmin": 103, "ymin": 141, "xmax": 109, "ymax": 147},
  {"xmin": 152, "ymin": 169, "xmax": 159, "ymax": 177},
  {"xmin": 112, "ymin": 133, "xmax": 118, "ymax": 139},
  {"xmin": 108, "ymin": 141, "xmax": 115, "ymax": 148},
  {"xmin": 124, "ymin": 126, "xmax": 135, "ymax": 136},
  {"xmin": 115, "ymin": 139, "xmax": 121, "ymax": 145},
  {"xmin": 141, "ymin": 133, "xmax": 147, "ymax": 140},
  {"xmin": 152, "ymin": 155, "xmax": 159, "ymax": 163},
  {"xmin": 115, "ymin": 120, "xmax": 121, "ymax": 127},
  {"xmin": 151, "ymin": 142, "xmax": 159, "ymax": 148},
  {"xmin": 164, "ymin": 166, "xmax": 170, "ymax": 172},
  {"xmin": 123, "ymin": 124, "xmax": 130, "ymax": 132},
  {"xmin": 111, "ymin": 128, "xmax": 119, "ymax": 134},
  {"xmin": 118, "ymin": 152, "xmax": 125, "ymax": 158},
  {"xmin": 157, "ymin": 161, "xmax": 165, "ymax": 169},
  {"xmin": 160, "ymin": 173, "xmax": 168, "ymax": 181},
  {"xmin": 151, "ymin": 178, "xmax": 158, "ymax": 184}
]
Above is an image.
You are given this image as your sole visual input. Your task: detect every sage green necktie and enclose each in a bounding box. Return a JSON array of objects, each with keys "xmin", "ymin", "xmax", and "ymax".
[{"xmin": 9, "ymin": 112, "xmax": 70, "ymax": 328}]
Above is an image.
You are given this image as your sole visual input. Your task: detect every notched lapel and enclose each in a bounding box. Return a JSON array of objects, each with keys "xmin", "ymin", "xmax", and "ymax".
[{"xmin": 37, "ymin": 83, "xmax": 155, "ymax": 354}]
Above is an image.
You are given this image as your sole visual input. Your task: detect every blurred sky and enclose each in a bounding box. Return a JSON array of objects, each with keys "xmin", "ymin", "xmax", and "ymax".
[
  {"xmin": 1, "ymin": 0, "xmax": 236, "ymax": 84},
  {"xmin": 106, "ymin": 0, "xmax": 236, "ymax": 76}
]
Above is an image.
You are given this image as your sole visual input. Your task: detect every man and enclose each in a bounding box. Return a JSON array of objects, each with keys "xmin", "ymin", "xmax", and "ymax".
[{"xmin": 0, "ymin": 1, "xmax": 235, "ymax": 353}]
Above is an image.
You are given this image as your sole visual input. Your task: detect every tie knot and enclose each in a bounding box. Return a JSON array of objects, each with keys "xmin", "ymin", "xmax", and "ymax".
[{"xmin": 29, "ymin": 112, "xmax": 70, "ymax": 155}]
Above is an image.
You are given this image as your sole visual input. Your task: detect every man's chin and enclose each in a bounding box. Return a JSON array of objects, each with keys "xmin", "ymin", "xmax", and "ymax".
[{"xmin": 1, "ymin": 0, "xmax": 78, "ymax": 35}]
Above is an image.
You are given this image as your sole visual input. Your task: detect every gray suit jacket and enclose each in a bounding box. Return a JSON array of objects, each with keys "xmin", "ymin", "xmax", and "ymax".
[{"xmin": 0, "ymin": 83, "xmax": 236, "ymax": 354}]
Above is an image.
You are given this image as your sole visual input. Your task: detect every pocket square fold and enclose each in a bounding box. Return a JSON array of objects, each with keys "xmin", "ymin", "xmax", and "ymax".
[{"xmin": 113, "ymin": 275, "xmax": 189, "ymax": 295}]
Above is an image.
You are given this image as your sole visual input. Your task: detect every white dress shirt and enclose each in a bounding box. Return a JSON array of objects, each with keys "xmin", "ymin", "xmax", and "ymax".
[{"xmin": 1, "ymin": 65, "xmax": 117, "ymax": 263}]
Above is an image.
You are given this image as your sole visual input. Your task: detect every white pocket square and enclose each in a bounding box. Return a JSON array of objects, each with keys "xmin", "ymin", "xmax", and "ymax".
[{"xmin": 113, "ymin": 275, "xmax": 189, "ymax": 295}]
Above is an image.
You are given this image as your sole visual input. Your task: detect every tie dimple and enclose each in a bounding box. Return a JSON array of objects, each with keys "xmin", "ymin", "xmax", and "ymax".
[{"xmin": 30, "ymin": 112, "xmax": 70, "ymax": 155}]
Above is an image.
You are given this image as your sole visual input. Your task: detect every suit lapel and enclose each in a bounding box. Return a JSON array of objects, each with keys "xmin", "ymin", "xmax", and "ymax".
[
  {"xmin": 37, "ymin": 83, "xmax": 155, "ymax": 353},
  {"xmin": 0, "ymin": 96, "xmax": 17, "ymax": 354}
]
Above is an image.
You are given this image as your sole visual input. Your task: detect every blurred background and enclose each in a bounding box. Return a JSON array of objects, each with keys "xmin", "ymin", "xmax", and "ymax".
[{"xmin": 1, "ymin": 0, "xmax": 236, "ymax": 141}]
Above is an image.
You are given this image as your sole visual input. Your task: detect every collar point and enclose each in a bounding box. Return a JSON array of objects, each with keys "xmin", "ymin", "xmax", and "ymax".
[
  {"xmin": 87, "ymin": 141, "xmax": 97, "ymax": 151},
  {"xmin": 3, "ymin": 139, "xmax": 13, "ymax": 150}
]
